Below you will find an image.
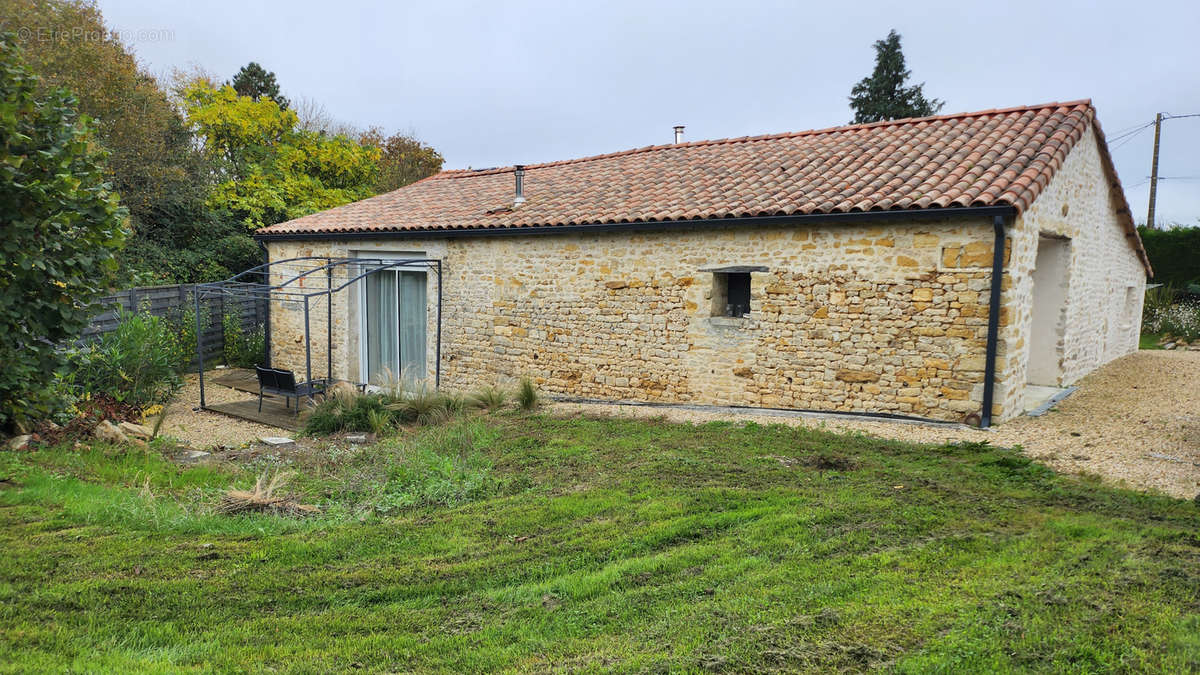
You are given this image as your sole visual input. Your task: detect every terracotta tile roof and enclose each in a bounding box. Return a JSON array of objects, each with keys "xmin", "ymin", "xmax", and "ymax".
[{"xmin": 258, "ymin": 100, "xmax": 1149, "ymax": 272}]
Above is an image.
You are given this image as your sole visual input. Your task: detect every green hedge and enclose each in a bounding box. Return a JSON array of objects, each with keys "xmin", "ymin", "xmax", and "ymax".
[{"xmin": 1139, "ymin": 225, "xmax": 1200, "ymax": 286}]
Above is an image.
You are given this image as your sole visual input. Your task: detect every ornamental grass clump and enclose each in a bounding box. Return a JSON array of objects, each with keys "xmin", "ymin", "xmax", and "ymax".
[
  {"xmin": 303, "ymin": 393, "xmax": 388, "ymax": 436},
  {"xmin": 516, "ymin": 377, "xmax": 540, "ymax": 411},
  {"xmin": 470, "ymin": 386, "xmax": 508, "ymax": 413},
  {"xmin": 387, "ymin": 387, "xmax": 454, "ymax": 426}
]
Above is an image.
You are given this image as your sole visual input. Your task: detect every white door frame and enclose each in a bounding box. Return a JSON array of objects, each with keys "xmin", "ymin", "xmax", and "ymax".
[{"xmin": 355, "ymin": 250, "xmax": 426, "ymax": 386}]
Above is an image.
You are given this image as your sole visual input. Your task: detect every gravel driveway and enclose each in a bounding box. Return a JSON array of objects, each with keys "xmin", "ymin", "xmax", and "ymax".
[{"xmin": 554, "ymin": 350, "xmax": 1200, "ymax": 500}]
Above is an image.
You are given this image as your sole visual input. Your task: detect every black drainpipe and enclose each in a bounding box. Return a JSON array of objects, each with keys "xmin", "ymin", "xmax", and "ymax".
[{"xmin": 980, "ymin": 214, "xmax": 1007, "ymax": 429}]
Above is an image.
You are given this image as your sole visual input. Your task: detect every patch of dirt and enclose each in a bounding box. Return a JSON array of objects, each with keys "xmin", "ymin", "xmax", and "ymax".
[
  {"xmin": 553, "ymin": 351, "xmax": 1200, "ymax": 500},
  {"xmin": 25, "ymin": 395, "xmax": 143, "ymax": 448},
  {"xmin": 807, "ymin": 454, "xmax": 858, "ymax": 472}
]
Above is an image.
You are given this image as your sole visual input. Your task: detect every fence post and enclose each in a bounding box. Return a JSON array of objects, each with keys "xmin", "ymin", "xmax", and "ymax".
[
  {"xmin": 216, "ymin": 291, "xmax": 225, "ymax": 364},
  {"xmin": 196, "ymin": 287, "xmax": 206, "ymax": 408}
]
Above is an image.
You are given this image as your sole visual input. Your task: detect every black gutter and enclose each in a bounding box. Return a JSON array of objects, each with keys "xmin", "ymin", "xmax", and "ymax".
[
  {"xmin": 253, "ymin": 206, "xmax": 1017, "ymax": 242},
  {"xmin": 980, "ymin": 214, "xmax": 1008, "ymax": 429}
]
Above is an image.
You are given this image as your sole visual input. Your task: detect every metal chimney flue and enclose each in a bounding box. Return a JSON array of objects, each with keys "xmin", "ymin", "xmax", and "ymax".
[
  {"xmin": 513, "ymin": 165, "xmax": 526, "ymax": 206},
  {"xmin": 673, "ymin": 125, "xmax": 685, "ymax": 144}
]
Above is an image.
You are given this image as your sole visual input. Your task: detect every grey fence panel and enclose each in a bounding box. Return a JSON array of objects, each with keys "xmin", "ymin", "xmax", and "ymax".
[{"xmin": 81, "ymin": 284, "xmax": 267, "ymax": 367}]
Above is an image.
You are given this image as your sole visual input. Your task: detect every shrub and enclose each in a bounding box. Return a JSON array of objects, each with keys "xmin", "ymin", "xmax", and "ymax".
[
  {"xmin": 1158, "ymin": 300, "xmax": 1200, "ymax": 342},
  {"xmin": 162, "ymin": 303, "xmax": 209, "ymax": 371},
  {"xmin": 305, "ymin": 383, "xmax": 472, "ymax": 436},
  {"xmin": 1138, "ymin": 225, "xmax": 1200, "ymax": 289},
  {"xmin": 302, "ymin": 399, "xmax": 345, "ymax": 436},
  {"xmin": 0, "ymin": 34, "xmax": 129, "ymax": 431},
  {"xmin": 69, "ymin": 309, "xmax": 182, "ymax": 406},
  {"xmin": 1142, "ymin": 283, "xmax": 1177, "ymax": 330},
  {"xmin": 222, "ymin": 311, "xmax": 265, "ymax": 368},
  {"xmin": 303, "ymin": 393, "xmax": 388, "ymax": 435},
  {"xmin": 366, "ymin": 408, "xmax": 392, "ymax": 436}
]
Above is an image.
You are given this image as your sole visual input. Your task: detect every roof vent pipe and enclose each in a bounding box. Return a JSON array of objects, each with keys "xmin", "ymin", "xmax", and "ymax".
[
  {"xmin": 512, "ymin": 165, "xmax": 526, "ymax": 206},
  {"xmin": 673, "ymin": 125, "xmax": 685, "ymax": 144}
]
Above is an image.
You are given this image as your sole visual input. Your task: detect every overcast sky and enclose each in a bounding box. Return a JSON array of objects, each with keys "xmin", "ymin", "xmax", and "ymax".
[{"xmin": 100, "ymin": 0, "xmax": 1200, "ymax": 226}]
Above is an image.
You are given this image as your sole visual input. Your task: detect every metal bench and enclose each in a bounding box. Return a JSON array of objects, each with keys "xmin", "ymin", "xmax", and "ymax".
[{"xmin": 254, "ymin": 366, "xmax": 328, "ymax": 415}]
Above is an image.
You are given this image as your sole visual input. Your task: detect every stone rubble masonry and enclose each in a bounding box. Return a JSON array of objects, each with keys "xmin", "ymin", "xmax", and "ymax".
[
  {"xmin": 269, "ymin": 219, "xmax": 996, "ymax": 422},
  {"xmin": 997, "ymin": 125, "xmax": 1146, "ymax": 417},
  {"xmin": 265, "ymin": 125, "xmax": 1146, "ymax": 424}
]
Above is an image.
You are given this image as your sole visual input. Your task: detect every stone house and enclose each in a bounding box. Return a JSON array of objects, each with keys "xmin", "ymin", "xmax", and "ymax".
[{"xmin": 256, "ymin": 100, "xmax": 1151, "ymax": 426}]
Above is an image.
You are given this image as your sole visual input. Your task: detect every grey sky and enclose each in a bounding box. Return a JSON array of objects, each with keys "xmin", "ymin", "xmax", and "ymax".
[{"xmin": 100, "ymin": 0, "xmax": 1200, "ymax": 225}]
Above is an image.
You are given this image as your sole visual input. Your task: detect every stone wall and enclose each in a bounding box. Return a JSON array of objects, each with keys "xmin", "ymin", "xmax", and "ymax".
[
  {"xmin": 264, "ymin": 124, "xmax": 1147, "ymax": 425},
  {"xmin": 268, "ymin": 219, "xmax": 1006, "ymax": 422},
  {"xmin": 997, "ymin": 125, "xmax": 1147, "ymax": 415}
]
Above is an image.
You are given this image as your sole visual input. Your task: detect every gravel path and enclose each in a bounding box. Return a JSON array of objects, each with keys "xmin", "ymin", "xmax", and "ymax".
[
  {"xmin": 553, "ymin": 350, "xmax": 1200, "ymax": 500},
  {"xmin": 161, "ymin": 373, "xmax": 283, "ymax": 449}
]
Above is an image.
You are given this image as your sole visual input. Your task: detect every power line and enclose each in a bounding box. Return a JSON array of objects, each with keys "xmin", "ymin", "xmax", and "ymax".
[
  {"xmin": 1110, "ymin": 126, "xmax": 1153, "ymax": 151},
  {"xmin": 1108, "ymin": 120, "xmax": 1156, "ymax": 143},
  {"xmin": 1141, "ymin": 111, "xmax": 1200, "ymax": 228},
  {"xmin": 1107, "ymin": 119, "xmax": 1156, "ymax": 138}
]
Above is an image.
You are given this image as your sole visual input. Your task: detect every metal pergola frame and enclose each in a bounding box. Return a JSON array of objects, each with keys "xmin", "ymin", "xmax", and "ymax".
[{"xmin": 193, "ymin": 256, "xmax": 443, "ymax": 409}]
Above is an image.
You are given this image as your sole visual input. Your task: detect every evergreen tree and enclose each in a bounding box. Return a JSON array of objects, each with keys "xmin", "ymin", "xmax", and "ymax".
[
  {"xmin": 848, "ymin": 30, "xmax": 943, "ymax": 124},
  {"xmin": 229, "ymin": 61, "xmax": 289, "ymax": 109}
]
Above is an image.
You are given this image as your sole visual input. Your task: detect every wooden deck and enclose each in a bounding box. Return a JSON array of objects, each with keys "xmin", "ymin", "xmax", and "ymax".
[
  {"xmin": 203, "ymin": 399, "xmax": 311, "ymax": 432},
  {"xmin": 208, "ymin": 368, "xmax": 261, "ymax": 395},
  {"xmin": 203, "ymin": 368, "xmax": 315, "ymax": 431}
]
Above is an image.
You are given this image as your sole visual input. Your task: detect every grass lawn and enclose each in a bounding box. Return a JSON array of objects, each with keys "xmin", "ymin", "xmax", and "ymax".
[
  {"xmin": 1, "ymin": 414, "xmax": 1198, "ymax": 672},
  {"xmin": 1140, "ymin": 332, "xmax": 1165, "ymax": 350}
]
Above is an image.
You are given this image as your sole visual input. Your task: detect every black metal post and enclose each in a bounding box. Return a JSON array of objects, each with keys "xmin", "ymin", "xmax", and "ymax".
[
  {"xmin": 195, "ymin": 287, "xmax": 206, "ymax": 408},
  {"xmin": 327, "ymin": 264, "xmax": 333, "ymax": 383},
  {"xmin": 435, "ymin": 261, "xmax": 442, "ymax": 389},
  {"xmin": 304, "ymin": 296, "xmax": 313, "ymax": 405},
  {"xmin": 981, "ymin": 215, "xmax": 1006, "ymax": 429},
  {"xmin": 261, "ymin": 243, "xmax": 271, "ymax": 367}
]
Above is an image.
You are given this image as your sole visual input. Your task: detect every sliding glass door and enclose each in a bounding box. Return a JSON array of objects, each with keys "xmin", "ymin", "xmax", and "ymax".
[{"xmin": 363, "ymin": 268, "xmax": 426, "ymax": 385}]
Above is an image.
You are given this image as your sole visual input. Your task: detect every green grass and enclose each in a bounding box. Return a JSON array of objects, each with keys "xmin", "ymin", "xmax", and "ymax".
[
  {"xmin": 1, "ymin": 416, "xmax": 1198, "ymax": 672},
  {"xmin": 1141, "ymin": 332, "xmax": 1165, "ymax": 349}
]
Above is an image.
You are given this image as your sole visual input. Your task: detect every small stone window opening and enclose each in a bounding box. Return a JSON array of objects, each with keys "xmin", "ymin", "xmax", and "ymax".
[
  {"xmin": 711, "ymin": 271, "xmax": 753, "ymax": 317},
  {"xmin": 1123, "ymin": 285, "xmax": 1139, "ymax": 327}
]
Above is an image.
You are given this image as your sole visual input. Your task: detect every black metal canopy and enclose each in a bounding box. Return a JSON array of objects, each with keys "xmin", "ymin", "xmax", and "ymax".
[{"xmin": 192, "ymin": 256, "xmax": 443, "ymax": 409}]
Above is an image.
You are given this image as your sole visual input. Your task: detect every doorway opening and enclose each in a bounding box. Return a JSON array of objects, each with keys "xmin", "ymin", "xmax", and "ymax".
[{"xmin": 1025, "ymin": 235, "xmax": 1071, "ymax": 410}]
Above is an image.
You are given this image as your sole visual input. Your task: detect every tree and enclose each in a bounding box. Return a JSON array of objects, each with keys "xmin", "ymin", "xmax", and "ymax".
[
  {"xmin": 3, "ymin": 0, "xmax": 223, "ymax": 284},
  {"xmin": 181, "ymin": 79, "xmax": 380, "ymax": 228},
  {"xmin": 0, "ymin": 33, "xmax": 128, "ymax": 430},
  {"xmin": 294, "ymin": 95, "xmax": 363, "ymax": 138},
  {"xmin": 359, "ymin": 127, "xmax": 444, "ymax": 193},
  {"xmin": 848, "ymin": 29, "xmax": 943, "ymax": 124},
  {"xmin": 229, "ymin": 61, "xmax": 289, "ymax": 109}
]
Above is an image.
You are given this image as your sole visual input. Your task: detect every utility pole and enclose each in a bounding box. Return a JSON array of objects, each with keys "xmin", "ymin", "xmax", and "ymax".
[{"xmin": 1146, "ymin": 112, "xmax": 1163, "ymax": 229}]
